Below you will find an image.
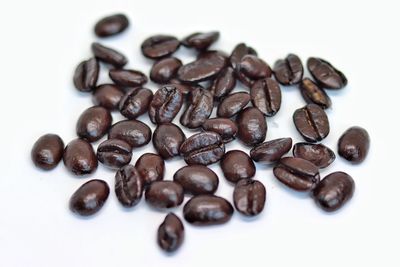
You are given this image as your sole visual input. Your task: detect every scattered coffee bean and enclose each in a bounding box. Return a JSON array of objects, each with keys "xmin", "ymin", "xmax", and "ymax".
[
  {"xmin": 158, "ymin": 213, "xmax": 185, "ymax": 253},
  {"xmin": 31, "ymin": 134, "xmax": 64, "ymax": 170},
  {"xmin": 220, "ymin": 150, "xmax": 255, "ymax": 183},
  {"xmin": 230, "ymin": 43, "xmax": 258, "ymax": 70},
  {"xmin": 109, "ymin": 69, "xmax": 148, "ymax": 87},
  {"xmin": 94, "ymin": 14, "xmax": 129, "ymax": 37},
  {"xmin": 119, "ymin": 87, "xmax": 153, "ymax": 119},
  {"xmin": 307, "ymin": 57, "xmax": 347, "ymax": 89},
  {"xmin": 299, "ymin": 78, "xmax": 331, "ymax": 109},
  {"xmin": 115, "ymin": 164, "xmax": 143, "ymax": 207},
  {"xmin": 141, "ymin": 35, "xmax": 180, "ymax": 59},
  {"xmin": 338, "ymin": 126, "xmax": 370, "ymax": 164},
  {"xmin": 236, "ymin": 55, "xmax": 272, "ymax": 88},
  {"xmin": 209, "ymin": 67, "xmax": 236, "ymax": 99},
  {"xmin": 250, "ymin": 78, "xmax": 281, "ymax": 117},
  {"xmin": 91, "ymin": 42, "xmax": 128, "ymax": 68},
  {"xmin": 293, "ymin": 142, "xmax": 335, "ymax": 168},
  {"xmin": 202, "ymin": 118, "xmax": 238, "ymax": 143},
  {"xmin": 174, "ymin": 165, "xmax": 219, "ymax": 195},
  {"xmin": 92, "ymin": 84, "xmax": 124, "ymax": 110},
  {"xmin": 293, "ymin": 104, "xmax": 329, "ymax": 143},
  {"xmin": 153, "ymin": 123, "xmax": 186, "ymax": 159},
  {"xmin": 97, "ymin": 139, "xmax": 132, "ymax": 169},
  {"xmin": 63, "ymin": 139, "xmax": 98, "ymax": 176},
  {"xmin": 150, "ymin": 57, "xmax": 182, "ymax": 84},
  {"xmin": 233, "ymin": 179, "xmax": 266, "ymax": 216},
  {"xmin": 182, "ymin": 31, "xmax": 219, "ymax": 50},
  {"xmin": 145, "ymin": 181, "xmax": 184, "ymax": 209},
  {"xmin": 76, "ymin": 106, "xmax": 112, "ymax": 142},
  {"xmin": 217, "ymin": 92, "xmax": 250, "ymax": 118},
  {"xmin": 73, "ymin": 58, "xmax": 99, "ymax": 92},
  {"xmin": 237, "ymin": 107, "xmax": 267, "ymax": 146},
  {"xmin": 135, "ymin": 153, "xmax": 165, "ymax": 187},
  {"xmin": 180, "ymin": 88, "xmax": 213, "ymax": 129},
  {"xmin": 250, "ymin": 138, "xmax": 292, "ymax": 164},
  {"xmin": 149, "ymin": 85, "xmax": 184, "ymax": 124},
  {"xmin": 273, "ymin": 54, "xmax": 303, "ymax": 85},
  {"xmin": 108, "ymin": 120, "xmax": 151, "ymax": 147}
]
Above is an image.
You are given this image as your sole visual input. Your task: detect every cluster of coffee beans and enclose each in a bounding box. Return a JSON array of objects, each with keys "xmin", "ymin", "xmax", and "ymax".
[{"xmin": 31, "ymin": 13, "xmax": 370, "ymax": 253}]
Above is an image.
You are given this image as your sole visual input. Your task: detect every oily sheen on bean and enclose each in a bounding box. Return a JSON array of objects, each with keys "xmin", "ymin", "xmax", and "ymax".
[
  {"xmin": 338, "ymin": 126, "xmax": 370, "ymax": 164},
  {"xmin": 73, "ymin": 58, "xmax": 99, "ymax": 92},
  {"xmin": 157, "ymin": 213, "xmax": 185, "ymax": 253},
  {"xmin": 180, "ymin": 88, "xmax": 213, "ymax": 129},
  {"xmin": 293, "ymin": 104, "xmax": 329, "ymax": 143},
  {"xmin": 31, "ymin": 134, "xmax": 64, "ymax": 170},
  {"xmin": 108, "ymin": 120, "xmax": 151, "ymax": 147},
  {"xmin": 250, "ymin": 138, "xmax": 292, "ymax": 164},
  {"xmin": 153, "ymin": 123, "xmax": 186, "ymax": 159},
  {"xmin": 97, "ymin": 139, "xmax": 132, "ymax": 169},
  {"xmin": 293, "ymin": 142, "xmax": 335, "ymax": 168},
  {"xmin": 63, "ymin": 138, "xmax": 98, "ymax": 176},
  {"xmin": 149, "ymin": 85, "xmax": 184, "ymax": 124},
  {"xmin": 307, "ymin": 57, "xmax": 347, "ymax": 89},
  {"xmin": 135, "ymin": 153, "xmax": 165, "ymax": 186},
  {"xmin": 300, "ymin": 78, "xmax": 331, "ymax": 109},
  {"xmin": 119, "ymin": 87, "xmax": 153, "ymax": 119},
  {"xmin": 209, "ymin": 67, "xmax": 236, "ymax": 99},
  {"xmin": 173, "ymin": 165, "xmax": 219, "ymax": 195},
  {"xmin": 250, "ymin": 78, "xmax": 282, "ymax": 117},
  {"xmin": 220, "ymin": 150, "xmax": 255, "ymax": 183},
  {"xmin": 202, "ymin": 118, "xmax": 238, "ymax": 143},
  {"xmin": 109, "ymin": 69, "xmax": 148, "ymax": 87},
  {"xmin": 94, "ymin": 13, "xmax": 129, "ymax": 37},
  {"xmin": 141, "ymin": 35, "xmax": 180, "ymax": 59},
  {"xmin": 217, "ymin": 92, "xmax": 250, "ymax": 118},
  {"xmin": 115, "ymin": 165, "xmax": 144, "ymax": 207},
  {"xmin": 150, "ymin": 57, "xmax": 182, "ymax": 84},
  {"xmin": 76, "ymin": 106, "xmax": 112, "ymax": 142},
  {"xmin": 182, "ymin": 31, "xmax": 219, "ymax": 50},
  {"xmin": 92, "ymin": 84, "xmax": 124, "ymax": 110},
  {"xmin": 233, "ymin": 179, "xmax": 266, "ymax": 216},
  {"xmin": 145, "ymin": 181, "xmax": 184, "ymax": 209},
  {"xmin": 91, "ymin": 42, "xmax": 128, "ymax": 68},
  {"xmin": 273, "ymin": 54, "xmax": 303, "ymax": 85},
  {"xmin": 237, "ymin": 107, "xmax": 267, "ymax": 146}
]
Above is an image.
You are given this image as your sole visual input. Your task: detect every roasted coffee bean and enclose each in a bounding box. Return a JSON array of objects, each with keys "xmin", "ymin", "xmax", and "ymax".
[
  {"xmin": 141, "ymin": 35, "xmax": 180, "ymax": 59},
  {"xmin": 230, "ymin": 43, "xmax": 258, "ymax": 70},
  {"xmin": 97, "ymin": 139, "xmax": 132, "ymax": 169},
  {"xmin": 150, "ymin": 57, "xmax": 182, "ymax": 84},
  {"xmin": 76, "ymin": 106, "xmax": 112, "ymax": 142},
  {"xmin": 182, "ymin": 31, "xmax": 219, "ymax": 50},
  {"xmin": 174, "ymin": 165, "xmax": 219, "ymax": 195},
  {"xmin": 299, "ymin": 78, "xmax": 331, "ymax": 109},
  {"xmin": 202, "ymin": 118, "xmax": 238, "ymax": 143},
  {"xmin": 31, "ymin": 134, "xmax": 64, "ymax": 170},
  {"xmin": 69, "ymin": 179, "xmax": 109, "ymax": 216},
  {"xmin": 94, "ymin": 13, "xmax": 129, "ymax": 37},
  {"xmin": 338, "ymin": 126, "xmax": 370, "ymax": 164},
  {"xmin": 236, "ymin": 55, "xmax": 272, "ymax": 88},
  {"xmin": 250, "ymin": 138, "xmax": 292, "ymax": 164},
  {"xmin": 233, "ymin": 179, "xmax": 266, "ymax": 216},
  {"xmin": 237, "ymin": 107, "xmax": 267, "ymax": 146},
  {"xmin": 115, "ymin": 165, "xmax": 143, "ymax": 207},
  {"xmin": 153, "ymin": 123, "xmax": 186, "ymax": 159},
  {"xmin": 220, "ymin": 150, "xmax": 255, "ymax": 183},
  {"xmin": 92, "ymin": 84, "xmax": 124, "ymax": 110},
  {"xmin": 293, "ymin": 142, "xmax": 335, "ymax": 168},
  {"xmin": 307, "ymin": 57, "xmax": 347, "ymax": 89},
  {"xmin": 183, "ymin": 195, "xmax": 234, "ymax": 226},
  {"xmin": 209, "ymin": 67, "xmax": 236, "ymax": 99},
  {"xmin": 108, "ymin": 120, "xmax": 151, "ymax": 147},
  {"xmin": 145, "ymin": 181, "xmax": 184, "ymax": 209},
  {"xmin": 180, "ymin": 131, "xmax": 225, "ymax": 165},
  {"xmin": 73, "ymin": 58, "xmax": 99, "ymax": 92},
  {"xmin": 135, "ymin": 153, "xmax": 165, "ymax": 186},
  {"xmin": 217, "ymin": 92, "xmax": 250, "ymax": 118},
  {"xmin": 158, "ymin": 213, "xmax": 184, "ymax": 253},
  {"xmin": 63, "ymin": 139, "xmax": 98, "ymax": 176},
  {"xmin": 273, "ymin": 54, "xmax": 303, "ymax": 85},
  {"xmin": 273, "ymin": 157, "xmax": 320, "ymax": 191},
  {"xmin": 119, "ymin": 87, "xmax": 153, "ymax": 119},
  {"xmin": 91, "ymin": 42, "xmax": 127, "ymax": 68},
  {"xmin": 149, "ymin": 85, "xmax": 184, "ymax": 124},
  {"xmin": 293, "ymin": 104, "xmax": 329, "ymax": 143},
  {"xmin": 180, "ymin": 88, "xmax": 213, "ymax": 129},
  {"xmin": 169, "ymin": 79, "xmax": 195, "ymax": 96},
  {"xmin": 109, "ymin": 69, "xmax": 148, "ymax": 87},
  {"xmin": 250, "ymin": 78, "xmax": 282, "ymax": 117}
]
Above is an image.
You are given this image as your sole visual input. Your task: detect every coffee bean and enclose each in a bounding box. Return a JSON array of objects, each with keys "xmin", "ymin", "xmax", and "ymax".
[
  {"xmin": 183, "ymin": 195, "xmax": 234, "ymax": 226},
  {"xmin": 97, "ymin": 139, "xmax": 132, "ymax": 169},
  {"xmin": 92, "ymin": 84, "xmax": 124, "ymax": 110},
  {"xmin": 202, "ymin": 118, "xmax": 238, "ymax": 143},
  {"xmin": 209, "ymin": 67, "xmax": 236, "ymax": 99},
  {"xmin": 293, "ymin": 104, "xmax": 329, "ymax": 143},
  {"xmin": 180, "ymin": 88, "xmax": 213, "ymax": 129},
  {"xmin": 217, "ymin": 92, "xmax": 250, "ymax": 118},
  {"xmin": 141, "ymin": 35, "xmax": 180, "ymax": 59},
  {"xmin": 299, "ymin": 78, "xmax": 331, "ymax": 109},
  {"xmin": 169, "ymin": 79, "xmax": 196, "ymax": 96},
  {"xmin": 182, "ymin": 31, "xmax": 219, "ymax": 50},
  {"xmin": 152, "ymin": 123, "xmax": 185, "ymax": 159},
  {"xmin": 236, "ymin": 55, "xmax": 272, "ymax": 88},
  {"xmin": 230, "ymin": 43, "xmax": 258, "ymax": 70},
  {"xmin": 76, "ymin": 106, "xmax": 112, "ymax": 142},
  {"xmin": 233, "ymin": 179, "xmax": 266, "ymax": 216},
  {"xmin": 31, "ymin": 134, "xmax": 64, "ymax": 170},
  {"xmin": 150, "ymin": 57, "xmax": 182, "ymax": 84},
  {"xmin": 179, "ymin": 131, "xmax": 225, "ymax": 165},
  {"xmin": 338, "ymin": 126, "xmax": 370, "ymax": 164},
  {"xmin": 114, "ymin": 164, "xmax": 143, "ymax": 207},
  {"xmin": 108, "ymin": 120, "xmax": 151, "ymax": 147},
  {"xmin": 250, "ymin": 138, "xmax": 292, "ymax": 164},
  {"xmin": 109, "ymin": 69, "xmax": 148, "ymax": 87},
  {"xmin": 149, "ymin": 85, "xmax": 184, "ymax": 124},
  {"xmin": 63, "ymin": 139, "xmax": 98, "ymax": 176},
  {"xmin": 119, "ymin": 87, "xmax": 153, "ymax": 119},
  {"xmin": 145, "ymin": 181, "xmax": 184, "ymax": 209},
  {"xmin": 158, "ymin": 213, "xmax": 184, "ymax": 253},
  {"xmin": 91, "ymin": 42, "xmax": 128, "ymax": 68},
  {"xmin": 135, "ymin": 153, "xmax": 165, "ymax": 187},
  {"xmin": 273, "ymin": 54, "xmax": 303, "ymax": 85},
  {"xmin": 73, "ymin": 58, "xmax": 99, "ymax": 92},
  {"xmin": 273, "ymin": 157, "xmax": 320, "ymax": 191},
  {"xmin": 293, "ymin": 142, "xmax": 335, "ymax": 168},
  {"xmin": 250, "ymin": 78, "xmax": 281, "ymax": 117},
  {"xmin": 69, "ymin": 179, "xmax": 109, "ymax": 216},
  {"xmin": 307, "ymin": 57, "xmax": 347, "ymax": 89},
  {"xmin": 236, "ymin": 107, "xmax": 267, "ymax": 146},
  {"xmin": 174, "ymin": 165, "xmax": 219, "ymax": 195},
  {"xmin": 94, "ymin": 13, "xmax": 129, "ymax": 37},
  {"xmin": 220, "ymin": 150, "xmax": 255, "ymax": 183}
]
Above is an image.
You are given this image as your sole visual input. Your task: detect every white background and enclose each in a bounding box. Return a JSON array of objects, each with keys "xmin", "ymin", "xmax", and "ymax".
[{"xmin": 0, "ymin": 0, "xmax": 399, "ymax": 266}]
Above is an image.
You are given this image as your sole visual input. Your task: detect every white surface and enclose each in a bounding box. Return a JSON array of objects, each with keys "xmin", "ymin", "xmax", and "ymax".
[{"xmin": 0, "ymin": 0, "xmax": 399, "ymax": 266}]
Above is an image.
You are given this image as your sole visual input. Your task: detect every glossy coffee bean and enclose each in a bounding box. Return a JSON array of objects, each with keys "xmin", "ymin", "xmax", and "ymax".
[
  {"xmin": 109, "ymin": 69, "xmax": 148, "ymax": 87},
  {"xmin": 94, "ymin": 13, "xmax": 129, "ymax": 37},
  {"xmin": 293, "ymin": 104, "xmax": 329, "ymax": 143},
  {"xmin": 209, "ymin": 67, "xmax": 236, "ymax": 99},
  {"xmin": 220, "ymin": 150, "xmax": 255, "ymax": 183},
  {"xmin": 250, "ymin": 138, "xmax": 292, "ymax": 164},
  {"xmin": 236, "ymin": 55, "xmax": 272, "ymax": 88},
  {"xmin": 174, "ymin": 165, "xmax": 219, "ymax": 195},
  {"xmin": 31, "ymin": 134, "xmax": 64, "ymax": 170},
  {"xmin": 307, "ymin": 57, "xmax": 347, "ymax": 89},
  {"xmin": 217, "ymin": 92, "xmax": 250, "ymax": 118},
  {"xmin": 150, "ymin": 57, "xmax": 182, "ymax": 84},
  {"xmin": 293, "ymin": 142, "xmax": 335, "ymax": 169},
  {"xmin": 338, "ymin": 126, "xmax": 370, "ymax": 164},
  {"xmin": 63, "ymin": 139, "xmax": 98, "ymax": 175},
  {"xmin": 91, "ymin": 42, "xmax": 127, "ymax": 68},
  {"xmin": 183, "ymin": 195, "xmax": 234, "ymax": 226},
  {"xmin": 73, "ymin": 58, "xmax": 99, "ymax": 92},
  {"xmin": 108, "ymin": 120, "xmax": 151, "ymax": 147},
  {"xmin": 149, "ymin": 85, "xmax": 184, "ymax": 124},
  {"xmin": 135, "ymin": 153, "xmax": 165, "ymax": 187},
  {"xmin": 145, "ymin": 181, "xmax": 184, "ymax": 209},
  {"xmin": 115, "ymin": 165, "xmax": 143, "ymax": 207},
  {"xmin": 69, "ymin": 179, "xmax": 109, "ymax": 216},
  {"xmin": 300, "ymin": 78, "xmax": 331, "ymax": 109},
  {"xmin": 141, "ymin": 35, "xmax": 180, "ymax": 59},
  {"xmin": 230, "ymin": 43, "xmax": 258, "ymax": 70},
  {"xmin": 237, "ymin": 107, "xmax": 267, "ymax": 146},
  {"xmin": 233, "ymin": 179, "xmax": 266, "ymax": 216},
  {"xmin": 153, "ymin": 123, "xmax": 186, "ymax": 159},
  {"xmin": 273, "ymin": 157, "xmax": 320, "ymax": 191},
  {"xmin": 97, "ymin": 139, "xmax": 132, "ymax": 169},
  {"xmin": 273, "ymin": 54, "xmax": 303, "ymax": 85},
  {"xmin": 202, "ymin": 118, "xmax": 238, "ymax": 143},
  {"xmin": 119, "ymin": 87, "xmax": 153, "ymax": 119},
  {"xmin": 76, "ymin": 106, "xmax": 112, "ymax": 142},
  {"xmin": 169, "ymin": 79, "xmax": 196, "ymax": 96},
  {"xmin": 182, "ymin": 31, "xmax": 219, "ymax": 50},
  {"xmin": 92, "ymin": 84, "xmax": 124, "ymax": 110},
  {"xmin": 158, "ymin": 213, "xmax": 184, "ymax": 253},
  {"xmin": 180, "ymin": 88, "xmax": 213, "ymax": 129},
  {"xmin": 180, "ymin": 131, "xmax": 225, "ymax": 165},
  {"xmin": 250, "ymin": 78, "xmax": 282, "ymax": 117}
]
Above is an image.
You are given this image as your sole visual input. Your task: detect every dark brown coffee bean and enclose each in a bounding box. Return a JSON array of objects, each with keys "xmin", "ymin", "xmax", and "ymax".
[
  {"xmin": 135, "ymin": 153, "xmax": 165, "ymax": 187},
  {"xmin": 338, "ymin": 126, "xmax": 370, "ymax": 164},
  {"xmin": 141, "ymin": 35, "xmax": 180, "ymax": 59},
  {"xmin": 92, "ymin": 84, "xmax": 124, "ymax": 110},
  {"xmin": 293, "ymin": 142, "xmax": 335, "ymax": 169},
  {"xmin": 202, "ymin": 118, "xmax": 238, "ymax": 143},
  {"xmin": 180, "ymin": 131, "xmax": 225, "ymax": 165},
  {"xmin": 237, "ymin": 107, "xmax": 267, "ymax": 146},
  {"xmin": 158, "ymin": 213, "xmax": 184, "ymax": 253},
  {"xmin": 108, "ymin": 120, "xmax": 151, "ymax": 147},
  {"xmin": 182, "ymin": 31, "xmax": 219, "ymax": 50},
  {"xmin": 233, "ymin": 179, "xmax": 266, "ymax": 216},
  {"xmin": 150, "ymin": 57, "xmax": 182, "ymax": 84},
  {"xmin": 236, "ymin": 55, "xmax": 272, "ymax": 88},
  {"xmin": 183, "ymin": 195, "xmax": 234, "ymax": 226},
  {"xmin": 153, "ymin": 123, "xmax": 186, "ymax": 159},
  {"xmin": 220, "ymin": 150, "xmax": 255, "ymax": 183},
  {"xmin": 91, "ymin": 42, "xmax": 127, "ymax": 68},
  {"xmin": 109, "ymin": 69, "xmax": 148, "ymax": 87},
  {"xmin": 69, "ymin": 179, "xmax": 109, "ymax": 216},
  {"xmin": 97, "ymin": 139, "xmax": 132, "ymax": 169},
  {"xmin": 174, "ymin": 165, "xmax": 219, "ymax": 195},
  {"xmin": 149, "ymin": 85, "xmax": 184, "ymax": 124},
  {"xmin": 31, "ymin": 134, "xmax": 64, "ymax": 170},
  {"xmin": 94, "ymin": 13, "xmax": 129, "ymax": 37},
  {"xmin": 250, "ymin": 78, "xmax": 282, "ymax": 117},
  {"xmin": 307, "ymin": 57, "xmax": 347, "ymax": 89},
  {"xmin": 169, "ymin": 79, "xmax": 196, "ymax": 96},
  {"xmin": 299, "ymin": 78, "xmax": 331, "ymax": 109},
  {"xmin": 273, "ymin": 157, "xmax": 320, "ymax": 191},
  {"xmin": 217, "ymin": 92, "xmax": 250, "ymax": 118},
  {"xmin": 273, "ymin": 54, "xmax": 303, "ymax": 85},
  {"xmin": 293, "ymin": 104, "xmax": 329, "ymax": 143},
  {"xmin": 115, "ymin": 165, "xmax": 143, "ymax": 207},
  {"xmin": 73, "ymin": 58, "xmax": 99, "ymax": 92},
  {"xmin": 209, "ymin": 67, "xmax": 236, "ymax": 99},
  {"xmin": 180, "ymin": 88, "xmax": 213, "ymax": 129},
  {"xmin": 230, "ymin": 43, "xmax": 258, "ymax": 70},
  {"xmin": 76, "ymin": 106, "xmax": 112, "ymax": 142},
  {"xmin": 145, "ymin": 181, "xmax": 184, "ymax": 209},
  {"xmin": 250, "ymin": 138, "xmax": 292, "ymax": 164},
  {"xmin": 63, "ymin": 139, "xmax": 98, "ymax": 176},
  {"xmin": 119, "ymin": 87, "xmax": 153, "ymax": 119}
]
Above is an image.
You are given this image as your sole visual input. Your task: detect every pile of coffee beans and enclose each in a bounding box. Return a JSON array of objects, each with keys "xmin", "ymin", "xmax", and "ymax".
[{"xmin": 31, "ymin": 13, "xmax": 370, "ymax": 253}]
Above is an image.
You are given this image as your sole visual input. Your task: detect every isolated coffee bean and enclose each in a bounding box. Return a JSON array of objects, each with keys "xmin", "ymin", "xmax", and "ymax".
[
  {"xmin": 180, "ymin": 88, "xmax": 213, "ymax": 129},
  {"xmin": 202, "ymin": 118, "xmax": 238, "ymax": 143},
  {"xmin": 94, "ymin": 14, "xmax": 129, "ymax": 37},
  {"xmin": 236, "ymin": 55, "xmax": 272, "ymax": 88},
  {"xmin": 174, "ymin": 165, "xmax": 219, "ymax": 195},
  {"xmin": 230, "ymin": 43, "xmax": 258, "ymax": 70},
  {"xmin": 135, "ymin": 153, "xmax": 165, "ymax": 186},
  {"xmin": 182, "ymin": 31, "xmax": 219, "ymax": 50},
  {"xmin": 149, "ymin": 85, "xmax": 184, "ymax": 124},
  {"xmin": 217, "ymin": 92, "xmax": 250, "ymax": 118},
  {"xmin": 76, "ymin": 106, "xmax": 112, "ymax": 142},
  {"xmin": 115, "ymin": 165, "xmax": 143, "ymax": 207},
  {"xmin": 145, "ymin": 181, "xmax": 184, "ymax": 209},
  {"xmin": 31, "ymin": 134, "xmax": 64, "ymax": 170},
  {"xmin": 108, "ymin": 120, "xmax": 151, "ymax": 147},
  {"xmin": 141, "ymin": 35, "xmax": 180, "ymax": 59},
  {"xmin": 109, "ymin": 69, "xmax": 148, "ymax": 87},
  {"xmin": 307, "ymin": 57, "xmax": 347, "ymax": 89},
  {"xmin": 250, "ymin": 78, "xmax": 281, "ymax": 117},
  {"xmin": 293, "ymin": 104, "xmax": 329, "ymax": 143},
  {"xmin": 119, "ymin": 87, "xmax": 153, "ymax": 119},
  {"xmin": 69, "ymin": 179, "xmax": 109, "ymax": 216},
  {"xmin": 91, "ymin": 42, "xmax": 127, "ymax": 68},
  {"xmin": 209, "ymin": 67, "xmax": 236, "ymax": 99},
  {"xmin": 273, "ymin": 54, "xmax": 303, "ymax": 85},
  {"xmin": 158, "ymin": 213, "xmax": 184, "ymax": 253},
  {"xmin": 299, "ymin": 78, "xmax": 331, "ymax": 109},
  {"xmin": 338, "ymin": 126, "xmax": 370, "ymax": 164},
  {"xmin": 153, "ymin": 123, "xmax": 186, "ymax": 159},
  {"xmin": 220, "ymin": 150, "xmax": 255, "ymax": 183},
  {"xmin": 97, "ymin": 139, "xmax": 132, "ymax": 169},
  {"xmin": 73, "ymin": 58, "xmax": 99, "ymax": 92},
  {"xmin": 150, "ymin": 57, "xmax": 182, "ymax": 84},
  {"xmin": 63, "ymin": 139, "xmax": 98, "ymax": 176},
  {"xmin": 273, "ymin": 157, "xmax": 320, "ymax": 191},
  {"xmin": 293, "ymin": 142, "xmax": 335, "ymax": 169},
  {"xmin": 92, "ymin": 84, "xmax": 124, "ymax": 110},
  {"xmin": 237, "ymin": 107, "xmax": 267, "ymax": 146},
  {"xmin": 250, "ymin": 138, "xmax": 292, "ymax": 164},
  {"xmin": 233, "ymin": 179, "xmax": 266, "ymax": 216}
]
